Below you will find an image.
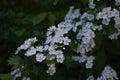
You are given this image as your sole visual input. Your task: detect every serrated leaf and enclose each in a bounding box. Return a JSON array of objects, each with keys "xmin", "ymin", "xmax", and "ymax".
[
  {"xmin": 0, "ymin": 74, "xmax": 12, "ymax": 80},
  {"xmin": 8, "ymin": 56, "xmax": 24, "ymax": 69},
  {"xmin": 94, "ymin": 50, "xmax": 106, "ymax": 71},
  {"xmin": 32, "ymin": 13, "xmax": 47, "ymax": 25}
]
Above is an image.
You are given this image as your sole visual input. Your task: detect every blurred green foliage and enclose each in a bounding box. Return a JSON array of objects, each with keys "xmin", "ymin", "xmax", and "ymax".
[{"xmin": 0, "ymin": 0, "xmax": 120, "ymax": 80}]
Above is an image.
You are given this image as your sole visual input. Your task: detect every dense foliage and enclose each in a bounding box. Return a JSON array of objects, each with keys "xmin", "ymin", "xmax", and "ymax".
[{"xmin": 0, "ymin": 0, "xmax": 120, "ymax": 80}]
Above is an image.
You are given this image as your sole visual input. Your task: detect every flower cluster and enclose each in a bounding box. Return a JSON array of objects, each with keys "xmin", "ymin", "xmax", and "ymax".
[
  {"xmin": 22, "ymin": 77, "xmax": 31, "ymax": 80},
  {"xmin": 86, "ymin": 66, "xmax": 118, "ymax": 80},
  {"xmin": 11, "ymin": 0, "xmax": 120, "ymax": 80},
  {"xmin": 88, "ymin": 0, "xmax": 95, "ymax": 9},
  {"xmin": 11, "ymin": 66, "xmax": 29, "ymax": 80},
  {"xmin": 97, "ymin": 66, "xmax": 118, "ymax": 80},
  {"xmin": 14, "ymin": 6, "xmax": 81, "ymax": 77},
  {"xmin": 46, "ymin": 64, "xmax": 56, "ymax": 75},
  {"xmin": 76, "ymin": 22, "xmax": 95, "ymax": 54},
  {"xmin": 15, "ymin": 37, "xmax": 38, "ymax": 55},
  {"xmin": 72, "ymin": 55, "xmax": 95, "ymax": 68},
  {"xmin": 11, "ymin": 68, "xmax": 21, "ymax": 80},
  {"xmin": 87, "ymin": 75, "xmax": 94, "ymax": 80},
  {"xmin": 115, "ymin": 0, "xmax": 120, "ymax": 5},
  {"xmin": 96, "ymin": 7, "xmax": 120, "ymax": 39}
]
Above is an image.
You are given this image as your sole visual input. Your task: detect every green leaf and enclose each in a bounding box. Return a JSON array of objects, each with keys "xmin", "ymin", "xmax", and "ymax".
[
  {"xmin": 108, "ymin": 25, "xmax": 117, "ymax": 34},
  {"xmin": 53, "ymin": 0, "xmax": 59, "ymax": 5},
  {"xmin": 81, "ymin": 0, "xmax": 88, "ymax": 4},
  {"xmin": 32, "ymin": 66, "xmax": 41, "ymax": 75},
  {"xmin": 64, "ymin": 52, "xmax": 73, "ymax": 69},
  {"xmin": 69, "ymin": 43, "xmax": 78, "ymax": 51},
  {"xmin": 16, "ymin": 13, "xmax": 25, "ymax": 18},
  {"xmin": 107, "ymin": 39, "xmax": 120, "ymax": 55},
  {"xmin": 32, "ymin": 13, "xmax": 47, "ymax": 25},
  {"xmin": 44, "ymin": 60, "xmax": 56, "ymax": 64},
  {"xmin": 0, "ymin": 74, "xmax": 12, "ymax": 80},
  {"xmin": 104, "ymin": 22, "xmax": 117, "ymax": 35},
  {"xmin": 84, "ymin": 70, "xmax": 93, "ymax": 77},
  {"xmin": 94, "ymin": 50, "xmax": 106, "ymax": 71},
  {"xmin": 92, "ymin": 32, "xmax": 103, "ymax": 53},
  {"xmin": 15, "ymin": 29, "xmax": 25, "ymax": 36},
  {"xmin": 33, "ymin": 31, "xmax": 41, "ymax": 36},
  {"xmin": 48, "ymin": 14, "xmax": 56, "ymax": 25},
  {"xmin": 8, "ymin": 56, "xmax": 24, "ymax": 69}
]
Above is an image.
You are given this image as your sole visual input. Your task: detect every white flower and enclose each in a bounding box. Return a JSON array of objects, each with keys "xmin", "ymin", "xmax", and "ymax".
[
  {"xmin": 15, "ymin": 37, "xmax": 38, "ymax": 54},
  {"xmin": 46, "ymin": 54, "xmax": 56, "ymax": 60},
  {"xmin": 90, "ymin": 39, "xmax": 95, "ymax": 48},
  {"xmin": 76, "ymin": 30, "xmax": 82, "ymax": 39},
  {"xmin": 87, "ymin": 56, "xmax": 95, "ymax": 63},
  {"xmin": 77, "ymin": 45, "xmax": 85, "ymax": 54},
  {"xmin": 49, "ymin": 50, "xmax": 56, "ymax": 55},
  {"xmin": 86, "ymin": 14, "xmax": 94, "ymax": 20},
  {"xmin": 85, "ymin": 62, "xmax": 93, "ymax": 68},
  {"xmin": 36, "ymin": 45, "xmax": 43, "ymax": 52},
  {"xmin": 115, "ymin": 0, "xmax": 120, "ymax": 5},
  {"xmin": 48, "ymin": 46, "xmax": 54, "ymax": 51},
  {"xmin": 19, "ymin": 44, "xmax": 30, "ymax": 50},
  {"xmin": 96, "ymin": 12, "xmax": 103, "ymax": 20},
  {"xmin": 65, "ymin": 6, "xmax": 80, "ymax": 20},
  {"xmin": 102, "ymin": 19, "xmax": 110, "ymax": 25},
  {"xmin": 45, "ymin": 36, "xmax": 52, "ymax": 44},
  {"xmin": 85, "ymin": 56, "xmax": 95, "ymax": 68},
  {"xmin": 114, "ymin": 17, "xmax": 120, "ymax": 25},
  {"xmin": 97, "ymin": 66, "xmax": 118, "ymax": 80},
  {"xmin": 82, "ymin": 37, "xmax": 91, "ymax": 44},
  {"xmin": 11, "ymin": 69, "xmax": 22, "ymax": 80},
  {"xmin": 72, "ymin": 55, "xmax": 87, "ymax": 63},
  {"xmin": 25, "ymin": 47, "xmax": 36, "ymax": 56},
  {"xmin": 44, "ymin": 45, "xmax": 49, "ymax": 50},
  {"xmin": 56, "ymin": 50, "xmax": 64, "ymax": 63},
  {"xmin": 48, "ymin": 26, "xmax": 56, "ymax": 32},
  {"xmin": 89, "ymin": 3, "xmax": 95, "ymax": 9},
  {"xmin": 36, "ymin": 53, "xmax": 46, "ymax": 62},
  {"xmin": 52, "ymin": 36, "xmax": 63, "ymax": 44},
  {"xmin": 46, "ymin": 64, "xmax": 56, "ymax": 75},
  {"xmin": 22, "ymin": 77, "xmax": 31, "ymax": 80},
  {"xmin": 79, "ymin": 55, "xmax": 87, "ymax": 63},
  {"xmin": 109, "ymin": 33, "xmax": 119, "ymax": 39},
  {"xmin": 91, "ymin": 25, "xmax": 102, "ymax": 31},
  {"xmin": 86, "ymin": 75, "xmax": 94, "ymax": 80},
  {"xmin": 72, "ymin": 56, "xmax": 80, "ymax": 61},
  {"xmin": 63, "ymin": 37, "xmax": 71, "ymax": 45}
]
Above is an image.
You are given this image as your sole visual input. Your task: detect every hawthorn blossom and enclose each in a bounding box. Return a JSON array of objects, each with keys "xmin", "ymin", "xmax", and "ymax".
[
  {"xmin": 46, "ymin": 64, "xmax": 56, "ymax": 75},
  {"xmin": 36, "ymin": 53, "xmax": 46, "ymax": 62},
  {"xmin": 24, "ymin": 47, "xmax": 36, "ymax": 56},
  {"xmin": 97, "ymin": 66, "xmax": 118, "ymax": 80}
]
